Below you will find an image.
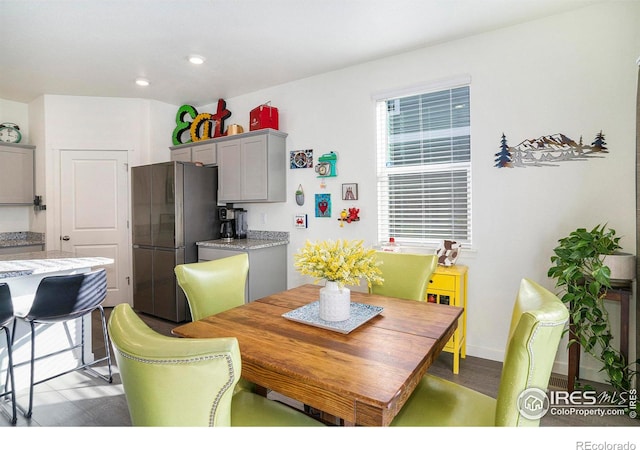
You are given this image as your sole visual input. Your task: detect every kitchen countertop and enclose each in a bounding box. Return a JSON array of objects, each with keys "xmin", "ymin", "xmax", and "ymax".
[
  {"xmin": 0, "ymin": 231, "xmax": 45, "ymax": 248},
  {"xmin": 0, "ymin": 250, "xmax": 114, "ymax": 279},
  {"xmin": 197, "ymin": 230, "xmax": 289, "ymax": 250}
]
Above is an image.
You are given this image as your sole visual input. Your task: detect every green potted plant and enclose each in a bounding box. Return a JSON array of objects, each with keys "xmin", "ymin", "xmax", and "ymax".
[{"xmin": 548, "ymin": 224, "xmax": 638, "ymax": 393}]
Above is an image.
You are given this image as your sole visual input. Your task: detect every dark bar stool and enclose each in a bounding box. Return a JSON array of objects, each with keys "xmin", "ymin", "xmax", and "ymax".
[
  {"xmin": 0, "ymin": 283, "xmax": 17, "ymax": 425},
  {"xmin": 12, "ymin": 269, "xmax": 113, "ymax": 418}
]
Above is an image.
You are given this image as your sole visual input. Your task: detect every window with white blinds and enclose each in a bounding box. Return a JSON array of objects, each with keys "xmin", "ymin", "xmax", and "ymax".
[{"xmin": 376, "ymin": 84, "xmax": 471, "ymax": 246}]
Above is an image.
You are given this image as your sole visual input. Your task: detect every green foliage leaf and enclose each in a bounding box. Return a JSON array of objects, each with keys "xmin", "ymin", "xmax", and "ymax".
[
  {"xmin": 610, "ymin": 368, "xmax": 623, "ymax": 384},
  {"xmin": 547, "ymin": 224, "xmax": 635, "ymax": 394}
]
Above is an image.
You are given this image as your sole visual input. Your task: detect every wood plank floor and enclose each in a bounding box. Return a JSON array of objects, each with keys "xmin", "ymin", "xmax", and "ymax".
[{"xmin": 1, "ymin": 307, "xmax": 637, "ymax": 427}]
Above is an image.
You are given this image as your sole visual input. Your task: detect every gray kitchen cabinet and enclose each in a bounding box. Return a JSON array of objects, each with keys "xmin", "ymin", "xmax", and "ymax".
[
  {"xmin": 192, "ymin": 142, "xmax": 216, "ymax": 165},
  {"xmin": 170, "ymin": 146, "xmax": 191, "ymax": 162},
  {"xmin": 217, "ymin": 129, "xmax": 286, "ymax": 203},
  {"xmin": 0, "ymin": 143, "xmax": 35, "ymax": 205},
  {"xmin": 0, "ymin": 244, "xmax": 44, "ymax": 255},
  {"xmin": 198, "ymin": 245, "xmax": 287, "ymax": 302},
  {"xmin": 170, "ymin": 140, "xmax": 216, "ymax": 165}
]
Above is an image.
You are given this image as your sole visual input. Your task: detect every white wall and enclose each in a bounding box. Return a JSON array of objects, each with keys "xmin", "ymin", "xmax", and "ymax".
[
  {"xmin": 0, "ymin": 98, "xmax": 29, "ymax": 138},
  {"xmin": 2, "ymin": 1, "xmax": 638, "ymax": 383},
  {"xmin": 34, "ymin": 95, "xmax": 177, "ymax": 251},
  {"xmin": 1, "ymin": 96, "xmax": 177, "ymax": 234},
  {"xmin": 202, "ymin": 1, "xmax": 640, "ymax": 381}
]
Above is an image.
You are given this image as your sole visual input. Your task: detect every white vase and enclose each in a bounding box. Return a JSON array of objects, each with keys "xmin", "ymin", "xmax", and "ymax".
[
  {"xmin": 319, "ymin": 280, "xmax": 351, "ymax": 321},
  {"xmin": 602, "ymin": 252, "xmax": 636, "ymax": 286}
]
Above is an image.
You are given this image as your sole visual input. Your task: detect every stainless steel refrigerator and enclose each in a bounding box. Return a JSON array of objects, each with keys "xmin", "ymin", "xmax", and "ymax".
[{"xmin": 132, "ymin": 161, "xmax": 219, "ymax": 322}]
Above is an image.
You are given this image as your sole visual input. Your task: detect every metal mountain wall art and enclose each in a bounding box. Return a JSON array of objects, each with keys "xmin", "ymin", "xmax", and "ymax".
[{"xmin": 494, "ymin": 131, "xmax": 607, "ymax": 168}]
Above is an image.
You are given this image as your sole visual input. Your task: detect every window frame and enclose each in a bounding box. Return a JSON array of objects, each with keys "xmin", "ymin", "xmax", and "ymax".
[{"xmin": 374, "ymin": 77, "xmax": 472, "ymax": 248}]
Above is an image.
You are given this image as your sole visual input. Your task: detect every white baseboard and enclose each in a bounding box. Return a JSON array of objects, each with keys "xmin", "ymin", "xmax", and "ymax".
[{"xmin": 465, "ymin": 345, "xmax": 611, "ymax": 386}]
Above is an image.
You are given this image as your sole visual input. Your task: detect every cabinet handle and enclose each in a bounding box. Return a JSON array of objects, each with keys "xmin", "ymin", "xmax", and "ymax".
[{"xmin": 61, "ymin": 235, "xmax": 70, "ymax": 241}]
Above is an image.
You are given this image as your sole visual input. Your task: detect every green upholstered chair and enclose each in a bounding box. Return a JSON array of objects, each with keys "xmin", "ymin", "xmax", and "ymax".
[
  {"xmin": 176, "ymin": 254, "xmax": 257, "ymax": 394},
  {"xmin": 108, "ymin": 303, "xmax": 324, "ymax": 427},
  {"xmin": 370, "ymin": 252, "xmax": 438, "ymax": 301},
  {"xmin": 391, "ymin": 278, "xmax": 569, "ymax": 426},
  {"xmin": 174, "ymin": 254, "xmax": 248, "ymax": 321}
]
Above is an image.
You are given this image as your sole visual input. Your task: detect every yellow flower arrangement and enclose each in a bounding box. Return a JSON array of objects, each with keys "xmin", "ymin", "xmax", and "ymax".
[{"xmin": 294, "ymin": 239, "xmax": 384, "ymax": 288}]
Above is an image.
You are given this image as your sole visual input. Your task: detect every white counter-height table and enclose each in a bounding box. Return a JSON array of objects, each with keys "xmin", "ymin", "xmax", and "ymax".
[{"xmin": 0, "ymin": 251, "xmax": 113, "ymax": 393}]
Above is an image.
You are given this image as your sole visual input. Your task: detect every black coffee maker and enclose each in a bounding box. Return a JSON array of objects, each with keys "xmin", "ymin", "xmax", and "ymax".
[
  {"xmin": 219, "ymin": 206, "xmax": 236, "ymax": 242},
  {"xmin": 234, "ymin": 208, "xmax": 248, "ymax": 239}
]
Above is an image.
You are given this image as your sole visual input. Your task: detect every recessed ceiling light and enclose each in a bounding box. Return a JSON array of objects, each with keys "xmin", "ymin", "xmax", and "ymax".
[
  {"xmin": 188, "ymin": 55, "xmax": 205, "ymax": 65},
  {"xmin": 135, "ymin": 78, "xmax": 150, "ymax": 87}
]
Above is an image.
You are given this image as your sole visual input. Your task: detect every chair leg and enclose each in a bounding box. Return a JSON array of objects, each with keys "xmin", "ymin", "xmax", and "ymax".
[
  {"xmin": 10, "ymin": 319, "xmax": 35, "ymax": 419},
  {"xmin": 1, "ymin": 326, "xmax": 16, "ymax": 425},
  {"xmin": 80, "ymin": 308, "xmax": 112, "ymax": 383},
  {"xmin": 13, "ymin": 311, "xmax": 113, "ymax": 419},
  {"xmin": 3, "ymin": 326, "xmax": 11, "ymax": 404},
  {"xmin": 98, "ymin": 306, "xmax": 113, "ymax": 383},
  {"xmin": 25, "ymin": 322, "xmax": 36, "ymax": 418}
]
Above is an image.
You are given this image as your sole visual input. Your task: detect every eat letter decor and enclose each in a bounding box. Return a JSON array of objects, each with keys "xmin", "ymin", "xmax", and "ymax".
[{"xmin": 172, "ymin": 99, "xmax": 232, "ymax": 145}]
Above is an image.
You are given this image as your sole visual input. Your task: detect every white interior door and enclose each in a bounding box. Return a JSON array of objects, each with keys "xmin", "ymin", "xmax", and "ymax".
[{"xmin": 60, "ymin": 150, "xmax": 130, "ymax": 306}]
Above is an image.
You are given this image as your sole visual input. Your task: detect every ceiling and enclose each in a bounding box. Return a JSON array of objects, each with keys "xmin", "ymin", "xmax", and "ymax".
[{"xmin": 0, "ymin": 0, "xmax": 603, "ymax": 107}]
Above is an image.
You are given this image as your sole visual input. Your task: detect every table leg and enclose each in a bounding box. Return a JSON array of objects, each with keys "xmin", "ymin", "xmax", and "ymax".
[
  {"xmin": 254, "ymin": 385, "xmax": 269, "ymax": 397},
  {"xmin": 304, "ymin": 406, "xmax": 344, "ymax": 425}
]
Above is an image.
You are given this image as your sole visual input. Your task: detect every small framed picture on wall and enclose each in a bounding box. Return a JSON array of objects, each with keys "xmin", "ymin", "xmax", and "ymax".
[
  {"xmin": 342, "ymin": 183, "xmax": 358, "ymax": 200},
  {"xmin": 294, "ymin": 214, "xmax": 308, "ymax": 229},
  {"xmin": 315, "ymin": 193, "xmax": 331, "ymax": 217}
]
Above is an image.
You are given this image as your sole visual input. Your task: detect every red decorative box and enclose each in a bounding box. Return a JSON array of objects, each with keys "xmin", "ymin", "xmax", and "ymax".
[{"xmin": 250, "ymin": 104, "xmax": 279, "ymax": 131}]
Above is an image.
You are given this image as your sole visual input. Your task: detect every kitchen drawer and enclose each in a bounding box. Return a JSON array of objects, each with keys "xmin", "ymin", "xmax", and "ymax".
[
  {"xmin": 198, "ymin": 247, "xmax": 240, "ymax": 261},
  {"xmin": 0, "ymin": 244, "xmax": 44, "ymax": 255}
]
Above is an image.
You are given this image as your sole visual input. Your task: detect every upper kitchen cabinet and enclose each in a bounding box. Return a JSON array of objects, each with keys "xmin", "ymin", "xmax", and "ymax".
[
  {"xmin": 217, "ymin": 129, "xmax": 287, "ymax": 203},
  {"xmin": 0, "ymin": 143, "xmax": 35, "ymax": 205},
  {"xmin": 169, "ymin": 140, "xmax": 216, "ymax": 166}
]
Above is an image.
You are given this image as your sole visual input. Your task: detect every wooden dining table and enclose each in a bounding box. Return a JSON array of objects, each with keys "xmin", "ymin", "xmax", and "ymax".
[{"xmin": 172, "ymin": 284, "xmax": 463, "ymax": 426}]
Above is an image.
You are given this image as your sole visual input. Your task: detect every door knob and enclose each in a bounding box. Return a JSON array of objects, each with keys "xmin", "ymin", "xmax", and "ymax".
[{"xmin": 61, "ymin": 236, "xmax": 70, "ymax": 241}]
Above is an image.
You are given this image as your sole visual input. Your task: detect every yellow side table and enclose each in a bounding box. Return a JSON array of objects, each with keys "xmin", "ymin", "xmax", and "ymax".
[{"xmin": 426, "ymin": 265, "xmax": 468, "ymax": 374}]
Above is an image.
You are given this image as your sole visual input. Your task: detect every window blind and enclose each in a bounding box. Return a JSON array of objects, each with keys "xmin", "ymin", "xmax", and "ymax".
[{"xmin": 376, "ymin": 85, "xmax": 471, "ymax": 246}]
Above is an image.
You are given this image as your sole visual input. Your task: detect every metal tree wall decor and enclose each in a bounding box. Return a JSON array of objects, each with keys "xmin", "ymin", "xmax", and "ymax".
[{"xmin": 495, "ymin": 131, "xmax": 607, "ymax": 168}]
